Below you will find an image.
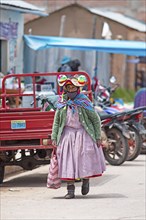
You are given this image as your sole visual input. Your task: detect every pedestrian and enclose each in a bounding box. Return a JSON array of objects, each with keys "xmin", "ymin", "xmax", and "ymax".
[
  {"xmin": 134, "ymin": 87, "xmax": 146, "ymax": 116},
  {"xmin": 58, "ymin": 56, "xmax": 72, "ymax": 72},
  {"xmin": 58, "ymin": 56, "xmax": 81, "ymax": 72},
  {"xmin": 51, "ymin": 74, "xmax": 106, "ymax": 199}
]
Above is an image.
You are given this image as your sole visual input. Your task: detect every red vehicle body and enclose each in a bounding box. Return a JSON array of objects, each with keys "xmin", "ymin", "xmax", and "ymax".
[{"xmin": 0, "ymin": 71, "xmax": 92, "ymax": 183}]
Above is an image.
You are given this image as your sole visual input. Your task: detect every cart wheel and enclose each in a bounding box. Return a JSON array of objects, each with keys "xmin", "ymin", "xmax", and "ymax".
[{"xmin": 0, "ymin": 165, "xmax": 5, "ymax": 184}]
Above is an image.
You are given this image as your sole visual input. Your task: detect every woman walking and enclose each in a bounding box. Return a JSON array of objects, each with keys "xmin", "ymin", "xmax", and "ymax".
[{"xmin": 51, "ymin": 74, "xmax": 106, "ymax": 199}]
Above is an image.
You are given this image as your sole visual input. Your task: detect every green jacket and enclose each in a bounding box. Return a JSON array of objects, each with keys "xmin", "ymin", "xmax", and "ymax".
[{"xmin": 51, "ymin": 106, "xmax": 101, "ymax": 145}]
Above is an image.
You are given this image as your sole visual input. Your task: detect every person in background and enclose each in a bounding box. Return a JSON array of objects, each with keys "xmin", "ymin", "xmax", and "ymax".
[
  {"xmin": 51, "ymin": 74, "xmax": 106, "ymax": 199},
  {"xmin": 134, "ymin": 87, "xmax": 146, "ymax": 116},
  {"xmin": 69, "ymin": 58, "xmax": 81, "ymax": 71},
  {"xmin": 58, "ymin": 56, "xmax": 72, "ymax": 72},
  {"xmin": 58, "ymin": 56, "xmax": 81, "ymax": 72}
]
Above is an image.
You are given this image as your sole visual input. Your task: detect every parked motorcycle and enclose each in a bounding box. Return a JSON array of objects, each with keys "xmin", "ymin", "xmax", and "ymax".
[
  {"xmin": 94, "ymin": 76, "xmax": 122, "ymax": 107},
  {"xmin": 141, "ymin": 116, "xmax": 146, "ymax": 153},
  {"xmin": 122, "ymin": 107, "xmax": 145, "ymax": 161},
  {"xmin": 99, "ymin": 112, "xmax": 129, "ymax": 166},
  {"xmin": 98, "ymin": 104, "xmax": 146, "ymax": 161}
]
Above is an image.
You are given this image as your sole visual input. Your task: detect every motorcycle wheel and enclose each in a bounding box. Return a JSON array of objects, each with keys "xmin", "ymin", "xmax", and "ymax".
[
  {"xmin": 141, "ymin": 117, "xmax": 146, "ymax": 154},
  {"xmin": 127, "ymin": 126, "xmax": 142, "ymax": 161},
  {"xmin": 103, "ymin": 127, "xmax": 129, "ymax": 166}
]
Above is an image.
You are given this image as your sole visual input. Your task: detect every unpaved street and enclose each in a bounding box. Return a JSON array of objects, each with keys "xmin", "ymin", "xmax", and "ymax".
[{"xmin": 0, "ymin": 155, "xmax": 145, "ymax": 220}]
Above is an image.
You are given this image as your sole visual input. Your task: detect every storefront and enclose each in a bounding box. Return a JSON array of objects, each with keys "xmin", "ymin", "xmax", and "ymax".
[{"xmin": 0, "ymin": 0, "xmax": 47, "ymax": 74}]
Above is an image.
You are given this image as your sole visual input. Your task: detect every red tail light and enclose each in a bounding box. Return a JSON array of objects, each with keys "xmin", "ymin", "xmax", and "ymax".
[
  {"xmin": 102, "ymin": 118, "xmax": 112, "ymax": 124},
  {"xmin": 134, "ymin": 112, "xmax": 143, "ymax": 121}
]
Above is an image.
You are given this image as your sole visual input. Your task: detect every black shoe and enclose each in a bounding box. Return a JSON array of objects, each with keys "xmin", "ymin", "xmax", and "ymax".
[
  {"xmin": 81, "ymin": 179, "xmax": 89, "ymax": 195},
  {"xmin": 65, "ymin": 184, "xmax": 75, "ymax": 199},
  {"xmin": 65, "ymin": 193, "xmax": 75, "ymax": 199}
]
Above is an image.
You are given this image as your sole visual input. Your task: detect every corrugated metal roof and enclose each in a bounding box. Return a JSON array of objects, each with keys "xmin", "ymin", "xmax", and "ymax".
[
  {"xmin": 90, "ymin": 8, "xmax": 146, "ymax": 32},
  {"xmin": 0, "ymin": 0, "xmax": 48, "ymax": 16}
]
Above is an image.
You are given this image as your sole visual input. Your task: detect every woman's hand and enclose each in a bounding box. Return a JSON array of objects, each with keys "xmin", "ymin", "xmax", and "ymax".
[
  {"xmin": 52, "ymin": 140, "xmax": 57, "ymax": 147},
  {"xmin": 96, "ymin": 139, "xmax": 101, "ymax": 148}
]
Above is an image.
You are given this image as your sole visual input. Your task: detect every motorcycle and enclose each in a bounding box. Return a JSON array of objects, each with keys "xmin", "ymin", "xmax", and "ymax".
[
  {"xmin": 99, "ymin": 112, "xmax": 129, "ymax": 166},
  {"xmin": 98, "ymin": 104, "xmax": 146, "ymax": 161},
  {"xmin": 93, "ymin": 76, "xmax": 146, "ymax": 161},
  {"xmin": 94, "ymin": 76, "xmax": 122, "ymax": 108},
  {"xmin": 124, "ymin": 107, "xmax": 146, "ymax": 156},
  {"xmin": 141, "ymin": 116, "xmax": 146, "ymax": 153},
  {"xmin": 122, "ymin": 107, "xmax": 145, "ymax": 161}
]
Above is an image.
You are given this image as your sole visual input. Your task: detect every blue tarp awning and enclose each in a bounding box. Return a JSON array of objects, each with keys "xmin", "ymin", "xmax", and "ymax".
[{"xmin": 23, "ymin": 35, "xmax": 146, "ymax": 56}]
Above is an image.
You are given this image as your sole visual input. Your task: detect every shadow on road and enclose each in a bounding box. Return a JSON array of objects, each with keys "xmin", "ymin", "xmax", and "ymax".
[
  {"xmin": 1, "ymin": 173, "xmax": 118, "ymax": 188},
  {"xmin": 2, "ymin": 173, "xmax": 48, "ymax": 188},
  {"xmin": 122, "ymin": 163, "xmax": 144, "ymax": 167},
  {"xmin": 52, "ymin": 193, "xmax": 127, "ymax": 199}
]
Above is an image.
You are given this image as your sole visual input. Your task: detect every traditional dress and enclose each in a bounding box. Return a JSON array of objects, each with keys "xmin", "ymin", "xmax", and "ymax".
[{"xmin": 56, "ymin": 105, "xmax": 106, "ymax": 180}]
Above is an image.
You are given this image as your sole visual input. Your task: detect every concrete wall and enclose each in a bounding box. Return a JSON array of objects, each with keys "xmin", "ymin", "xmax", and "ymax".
[{"xmin": 0, "ymin": 9, "xmax": 24, "ymax": 74}]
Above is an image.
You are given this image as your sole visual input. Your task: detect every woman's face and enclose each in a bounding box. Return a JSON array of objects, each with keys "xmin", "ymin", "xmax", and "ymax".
[{"xmin": 65, "ymin": 84, "xmax": 78, "ymax": 92}]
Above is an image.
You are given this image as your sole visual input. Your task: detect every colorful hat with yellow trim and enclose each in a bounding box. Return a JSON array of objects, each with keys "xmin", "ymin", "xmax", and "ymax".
[{"xmin": 58, "ymin": 74, "xmax": 87, "ymax": 87}]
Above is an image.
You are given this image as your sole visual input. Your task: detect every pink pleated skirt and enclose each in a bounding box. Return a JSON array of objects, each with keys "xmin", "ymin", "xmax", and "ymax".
[{"xmin": 57, "ymin": 126, "xmax": 106, "ymax": 180}]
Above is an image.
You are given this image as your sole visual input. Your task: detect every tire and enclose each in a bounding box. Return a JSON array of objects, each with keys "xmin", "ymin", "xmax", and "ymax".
[
  {"xmin": 141, "ymin": 117, "xmax": 146, "ymax": 154},
  {"xmin": 103, "ymin": 127, "xmax": 129, "ymax": 166},
  {"xmin": 0, "ymin": 165, "xmax": 5, "ymax": 184},
  {"xmin": 127, "ymin": 126, "xmax": 142, "ymax": 161},
  {"xmin": 141, "ymin": 145, "xmax": 146, "ymax": 154}
]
